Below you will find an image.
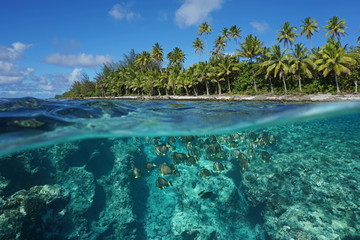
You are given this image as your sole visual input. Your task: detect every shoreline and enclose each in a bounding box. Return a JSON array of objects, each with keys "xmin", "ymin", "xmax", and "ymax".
[{"xmin": 70, "ymin": 93, "xmax": 360, "ymax": 102}]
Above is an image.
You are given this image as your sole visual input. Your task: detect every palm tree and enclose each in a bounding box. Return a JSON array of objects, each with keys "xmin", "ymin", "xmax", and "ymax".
[
  {"xmin": 229, "ymin": 25, "xmax": 242, "ymax": 45},
  {"xmin": 167, "ymin": 47, "xmax": 186, "ymax": 67},
  {"xmin": 315, "ymin": 42, "xmax": 356, "ymax": 93},
  {"xmin": 276, "ymin": 21, "xmax": 298, "ymax": 48},
  {"xmin": 209, "ymin": 62, "xmax": 225, "ymax": 95},
  {"xmin": 324, "ymin": 16, "xmax": 348, "ymax": 41},
  {"xmin": 235, "ymin": 34, "xmax": 264, "ymax": 92},
  {"xmin": 254, "ymin": 47, "xmax": 275, "ymax": 94},
  {"xmin": 135, "ymin": 51, "xmax": 152, "ymax": 71},
  {"xmin": 213, "ymin": 36, "xmax": 227, "ymax": 60},
  {"xmin": 262, "ymin": 45, "xmax": 290, "ymax": 93},
  {"xmin": 289, "ymin": 44, "xmax": 314, "ymax": 92},
  {"xmin": 216, "ymin": 55, "xmax": 240, "ymax": 93},
  {"xmin": 193, "ymin": 38, "xmax": 204, "ymax": 61},
  {"xmin": 195, "ymin": 62, "xmax": 211, "ymax": 95},
  {"xmin": 300, "ymin": 17, "xmax": 319, "ymax": 48},
  {"xmin": 198, "ymin": 22, "xmax": 213, "ymax": 58},
  {"xmin": 220, "ymin": 27, "xmax": 230, "ymax": 41},
  {"xmin": 151, "ymin": 43, "xmax": 163, "ymax": 71}
]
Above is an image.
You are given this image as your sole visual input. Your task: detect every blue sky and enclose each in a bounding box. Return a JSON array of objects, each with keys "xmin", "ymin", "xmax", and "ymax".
[{"xmin": 1, "ymin": 0, "xmax": 359, "ymax": 98}]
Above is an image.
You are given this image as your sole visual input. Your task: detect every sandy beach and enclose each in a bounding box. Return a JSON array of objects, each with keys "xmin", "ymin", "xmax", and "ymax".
[{"xmin": 74, "ymin": 93, "xmax": 360, "ymax": 102}]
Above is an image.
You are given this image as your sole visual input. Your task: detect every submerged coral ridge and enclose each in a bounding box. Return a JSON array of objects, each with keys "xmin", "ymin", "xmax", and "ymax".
[{"xmin": 0, "ymin": 113, "xmax": 359, "ymax": 239}]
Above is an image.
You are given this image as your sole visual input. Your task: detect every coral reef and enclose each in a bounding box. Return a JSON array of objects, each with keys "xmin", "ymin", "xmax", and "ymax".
[
  {"xmin": 0, "ymin": 184, "xmax": 70, "ymax": 240},
  {"xmin": 0, "ymin": 113, "xmax": 359, "ymax": 239}
]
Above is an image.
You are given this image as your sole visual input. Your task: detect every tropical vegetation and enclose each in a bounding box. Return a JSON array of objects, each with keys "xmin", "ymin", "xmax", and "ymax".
[{"xmin": 58, "ymin": 16, "xmax": 360, "ymax": 98}]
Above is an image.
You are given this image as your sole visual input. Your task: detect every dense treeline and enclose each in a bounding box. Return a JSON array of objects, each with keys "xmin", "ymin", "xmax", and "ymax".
[{"xmin": 58, "ymin": 16, "xmax": 360, "ymax": 98}]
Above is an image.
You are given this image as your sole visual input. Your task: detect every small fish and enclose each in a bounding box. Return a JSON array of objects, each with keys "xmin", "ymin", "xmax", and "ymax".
[
  {"xmin": 198, "ymin": 191, "xmax": 213, "ymax": 199},
  {"xmin": 132, "ymin": 167, "xmax": 141, "ymax": 178}
]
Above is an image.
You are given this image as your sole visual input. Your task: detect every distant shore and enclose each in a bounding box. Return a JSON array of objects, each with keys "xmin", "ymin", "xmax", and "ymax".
[{"xmin": 70, "ymin": 93, "xmax": 360, "ymax": 102}]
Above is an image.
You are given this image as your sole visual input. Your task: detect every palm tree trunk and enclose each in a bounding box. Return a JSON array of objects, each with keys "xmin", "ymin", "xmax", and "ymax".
[
  {"xmin": 205, "ymin": 81, "xmax": 210, "ymax": 95},
  {"xmin": 165, "ymin": 88, "xmax": 169, "ymax": 96},
  {"xmin": 253, "ymin": 77, "xmax": 257, "ymax": 92},
  {"xmin": 158, "ymin": 88, "xmax": 161, "ymax": 96},
  {"xmin": 354, "ymin": 80, "xmax": 358, "ymax": 93},
  {"xmin": 217, "ymin": 82, "xmax": 222, "ymax": 95},
  {"xmin": 298, "ymin": 71, "xmax": 302, "ymax": 92},
  {"xmin": 227, "ymin": 77, "xmax": 231, "ymax": 93},
  {"xmin": 193, "ymin": 86, "xmax": 198, "ymax": 96},
  {"xmin": 184, "ymin": 86, "xmax": 189, "ymax": 96},
  {"xmin": 269, "ymin": 78, "xmax": 274, "ymax": 94},
  {"xmin": 282, "ymin": 75, "xmax": 287, "ymax": 94},
  {"xmin": 335, "ymin": 73, "xmax": 340, "ymax": 94}
]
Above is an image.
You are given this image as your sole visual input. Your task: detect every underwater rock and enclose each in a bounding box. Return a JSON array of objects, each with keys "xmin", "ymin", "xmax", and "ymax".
[
  {"xmin": 0, "ymin": 184, "xmax": 70, "ymax": 240},
  {"xmin": 241, "ymin": 122, "xmax": 360, "ymax": 239}
]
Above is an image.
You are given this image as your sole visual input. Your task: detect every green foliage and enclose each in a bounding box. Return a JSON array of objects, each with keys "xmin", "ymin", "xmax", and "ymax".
[{"xmin": 57, "ymin": 17, "xmax": 359, "ymax": 98}]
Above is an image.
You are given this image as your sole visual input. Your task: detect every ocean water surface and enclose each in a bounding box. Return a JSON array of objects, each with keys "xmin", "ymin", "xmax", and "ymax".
[{"xmin": 0, "ymin": 97, "xmax": 359, "ymax": 240}]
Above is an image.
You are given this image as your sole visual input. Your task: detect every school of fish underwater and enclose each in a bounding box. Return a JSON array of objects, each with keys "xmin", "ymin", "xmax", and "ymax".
[{"xmin": 0, "ymin": 98, "xmax": 359, "ymax": 240}]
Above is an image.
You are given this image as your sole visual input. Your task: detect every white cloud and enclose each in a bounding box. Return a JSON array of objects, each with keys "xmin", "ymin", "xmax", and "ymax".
[
  {"xmin": 0, "ymin": 42, "xmax": 32, "ymax": 61},
  {"xmin": 0, "ymin": 42, "xmax": 34, "ymax": 85},
  {"xmin": 175, "ymin": 0, "xmax": 224, "ymax": 28},
  {"xmin": 44, "ymin": 53, "xmax": 113, "ymax": 68},
  {"xmin": 250, "ymin": 21, "xmax": 270, "ymax": 33},
  {"xmin": 69, "ymin": 68, "xmax": 83, "ymax": 83},
  {"xmin": 109, "ymin": 3, "xmax": 139, "ymax": 21}
]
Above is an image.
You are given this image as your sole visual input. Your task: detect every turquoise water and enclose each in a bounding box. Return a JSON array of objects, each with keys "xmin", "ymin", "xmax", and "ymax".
[{"xmin": 0, "ymin": 98, "xmax": 359, "ymax": 239}]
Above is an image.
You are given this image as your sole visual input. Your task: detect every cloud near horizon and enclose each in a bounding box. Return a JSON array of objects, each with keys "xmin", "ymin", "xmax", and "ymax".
[
  {"xmin": 109, "ymin": 3, "xmax": 139, "ymax": 21},
  {"xmin": 44, "ymin": 53, "xmax": 113, "ymax": 68},
  {"xmin": 0, "ymin": 42, "xmax": 34, "ymax": 85},
  {"xmin": 250, "ymin": 21, "xmax": 270, "ymax": 33},
  {"xmin": 175, "ymin": 0, "xmax": 224, "ymax": 28}
]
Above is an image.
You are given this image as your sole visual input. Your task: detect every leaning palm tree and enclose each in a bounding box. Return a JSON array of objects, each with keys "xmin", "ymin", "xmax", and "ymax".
[
  {"xmin": 151, "ymin": 43, "xmax": 163, "ymax": 71},
  {"xmin": 193, "ymin": 38, "xmax": 204, "ymax": 62},
  {"xmin": 262, "ymin": 45, "xmax": 290, "ymax": 93},
  {"xmin": 324, "ymin": 16, "xmax": 348, "ymax": 41},
  {"xmin": 315, "ymin": 42, "xmax": 355, "ymax": 93},
  {"xmin": 276, "ymin": 21, "xmax": 298, "ymax": 48},
  {"xmin": 300, "ymin": 17, "xmax": 319, "ymax": 48},
  {"xmin": 235, "ymin": 34, "xmax": 264, "ymax": 92},
  {"xmin": 289, "ymin": 43, "xmax": 314, "ymax": 92}
]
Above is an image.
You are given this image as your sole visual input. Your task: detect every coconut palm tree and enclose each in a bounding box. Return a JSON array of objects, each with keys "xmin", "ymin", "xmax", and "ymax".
[
  {"xmin": 198, "ymin": 22, "xmax": 213, "ymax": 58},
  {"xmin": 300, "ymin": 17, "xmax": 319, "ymax": 48},
  {"xmin": 253, "ymin": 47, "xmax": 275, "ymax": 94},
  {"xmin": 151, "ymin": 43, "xmax": 163, "ymax": 71},
  {"xmin": 315, "ymin": 42, "xmax": 356, "ymax": 93},
  {"xmin": 216, "ymin": 55, "xmax": 240, "ymax": 93},
  {"xmin": 209, "ymin": 62, "xmax": 225, "ymax": 95},
  {"xmin": 135, "ymin": 51, "xmax": 152, "ymax": 71},
  {"xmin": 229, "ymin": 25, "xmax": 242, "ymax": 45},
  {"xmin": 289, "ymin": 43, "xmax": 314, "ymax": 92},
  {"xmin": 195, "ymin": 62, "xmax": 211, "ymax": 95},
  {"xmin": 213, "ymin": 36, "xmax": 227, "ymax": 60},
  {"xmin": 276, "ymin": 21, "xmax": 298, "ymax": 48},
  {"xmin": 167, "ymin": 47, "xmax": 186, "ymax": 67},
  {"xmin": 262, "ymin": 45, "xmax": 290, "ymax": 93},
  {"xmin": 324, "ymin": 16, "xmax": 348, "ymax": 41},
  {"xmin": 235, "ymin": 34, "xmax": 264, "ymax": 92},
  {"xmin": 193, "ymin": 38, "xmax": 204, "ymax": 61},
  {"xmin": 220, "ymin": 27, "xmax": 230, "ymax": 41}
]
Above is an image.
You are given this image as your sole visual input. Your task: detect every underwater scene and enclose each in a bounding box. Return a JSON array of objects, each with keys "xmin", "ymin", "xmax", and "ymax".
[{"xmin": 0, "ymin": 98, "xmax": 359, "ymax": 240}]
